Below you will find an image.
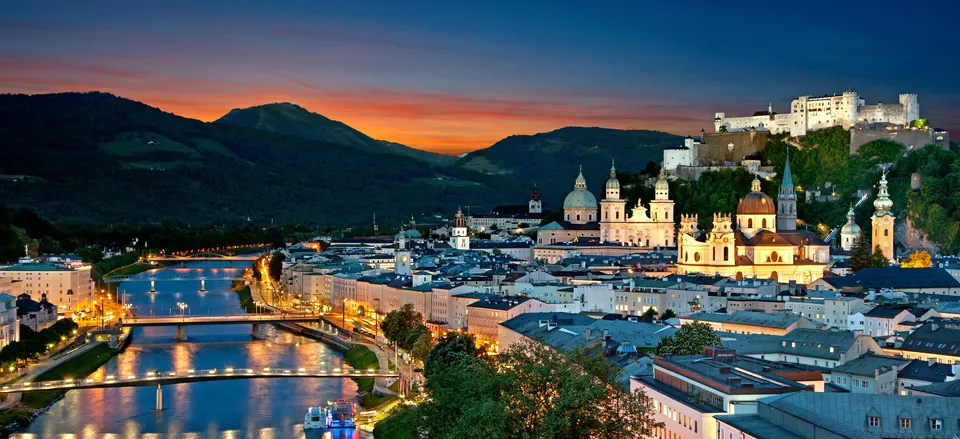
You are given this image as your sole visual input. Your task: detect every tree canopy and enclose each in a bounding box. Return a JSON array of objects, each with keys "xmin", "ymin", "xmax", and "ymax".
[
  {"xmin": 656, "ymin": 322, "xmax": 721, "ymax": 356},
  {"xmin": 901, "ymin": 250, "xmax": 932, "ymax": 268},
  {"xmin": 415, "ymin": 339, "xmax": 662, "ymax": 439},
  {"xmin": 380, "ymin": 304, "xmax": 423, "ymax": 347}
]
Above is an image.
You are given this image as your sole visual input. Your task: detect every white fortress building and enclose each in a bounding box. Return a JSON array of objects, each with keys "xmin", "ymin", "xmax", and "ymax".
[{"xmin": 714, "ymin": 89, "xmax": 920, "ymax": 137}]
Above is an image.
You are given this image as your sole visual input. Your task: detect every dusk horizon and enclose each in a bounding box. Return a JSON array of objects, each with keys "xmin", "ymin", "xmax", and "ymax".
[{"xmin": 3, "ymin": 0, "xmax": 958, "ymax": 154}]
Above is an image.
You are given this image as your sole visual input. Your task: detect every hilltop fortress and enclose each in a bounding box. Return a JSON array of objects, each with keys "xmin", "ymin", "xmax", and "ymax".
[{"xmin": 714, "ymin": 89, "xmax": 919, "ymax": 137}]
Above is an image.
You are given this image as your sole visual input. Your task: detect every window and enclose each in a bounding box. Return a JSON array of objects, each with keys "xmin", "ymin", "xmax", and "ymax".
[
  {"xmin": 930, "ymin": 419, "xmax": 942, "ymax": 430},
  {"xmin": 900, "ymin": 418, "xmax": 911, "ymax": 429},
  {"xmin": 748, "ymin": 218, "xmax": 753, "ymax": 228},
  {"xmin": 884, "ymin": 229, "xmax": 889, "ymax": 237},
  {"xmin": 762, "ymin": 218, "xmax": 767, "ymax": 228},
  {"xmin": 868, "ymin": 416, "xmax": 880, "ymax": 427}
]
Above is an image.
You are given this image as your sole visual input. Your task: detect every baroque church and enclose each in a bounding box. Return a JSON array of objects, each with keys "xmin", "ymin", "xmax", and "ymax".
[
  {"xmin": 675, "ymin": 155, "xmax": 832, "ymax": 283},
  {"xmin": 537, "ymin": 162, "xmax": 675, "ymax": 247}
]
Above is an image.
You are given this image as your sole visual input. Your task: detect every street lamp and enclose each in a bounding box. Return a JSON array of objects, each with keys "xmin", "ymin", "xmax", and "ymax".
[
  {"xmin": 342, "ymin": 298, "xmax": 347, "ymax": 331},
  {"xmin": 177, "ymin": 302, "xmax": 188, "ymax": 320}
]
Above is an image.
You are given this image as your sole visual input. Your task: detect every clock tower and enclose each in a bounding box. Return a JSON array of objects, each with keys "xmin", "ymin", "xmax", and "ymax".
[
  {"xmin": 450, "ymin": 207, "xmax": 470, "ymax": 250},
  {"xmin": 395, "ymin": 230, "xmax": 412, "ymax": 276}
]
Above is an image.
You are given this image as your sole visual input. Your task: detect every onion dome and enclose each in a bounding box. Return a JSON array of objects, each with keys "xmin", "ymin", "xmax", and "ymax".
[
  {"xmin": 737, "ymin": 175, "xmax": 775, "ymax": 215},
  {"xmin": 655, "ymin": 167, "xmax": 669, "ymax": 194},
  {"xmin": 605, "ymin": 160, "xmax": 620, "ymax": 189},
  {"xmin": 841, "ymin": 204, "xmax": 860, "ymax": 236},
  {"xmin": 873, "ymin": 171, "xmax": 893, "ymax": 216}
]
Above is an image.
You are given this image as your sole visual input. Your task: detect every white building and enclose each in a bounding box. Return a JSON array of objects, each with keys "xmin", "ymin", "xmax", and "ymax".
[
  {"xmin": 0, "ymin": 293, "xmax": 18, "ymax": 349},
  {"xmin": 449, "ymin": 208, "xmax": 470, "ymax": 251},
  {"xmin": 663, "ymin": 137, "xmax": 700, "ymax": 171},
  {"xmin": 714, "ymin": 90, "xmax": 920, "ymax": 137},
  {"xmin": 0, "ymin": 262, "xmax": 93, "ymax": 313}
]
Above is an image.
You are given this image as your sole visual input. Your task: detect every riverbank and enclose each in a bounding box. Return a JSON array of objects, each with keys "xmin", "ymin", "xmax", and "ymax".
[
  {"xmin": 232, "ymin": 282, "xmax": 255, "ymax": 313},
  {"xmin": 0, "ymin": 343, "xmax": 119, "ymax": 435},
  {"xmin": 344, "ymin": 345, "xmax": 398, "ymax": 409},
  {"xmin": 373, "ymin": 407, "xmax": 416, "ymax": 439}
]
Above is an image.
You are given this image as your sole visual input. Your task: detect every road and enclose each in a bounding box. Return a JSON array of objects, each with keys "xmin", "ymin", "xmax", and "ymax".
[{"xmin": 0, "ymin": 341, "xmax": 103, "ymax": 410}]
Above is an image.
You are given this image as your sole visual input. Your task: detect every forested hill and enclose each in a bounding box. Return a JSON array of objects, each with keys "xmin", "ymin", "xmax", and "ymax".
[
  {"xmin": 0, "ymin": 92, "xmax": 526, "ymax": 226},
  {"xmin": 456, "ymin": 127, "xmax": 683, "ymax": 191},
  {"xmin": 215, "ymin": 103, "xmax": 457, "ymax": 166}
]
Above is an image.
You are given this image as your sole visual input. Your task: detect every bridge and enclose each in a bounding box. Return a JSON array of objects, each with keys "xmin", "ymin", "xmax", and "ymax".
[
  {"xmin": 148, "ymin": 252, "xmax": 260, "ymax": 262},
  {"xmin": 101, "ymin": 273, "xmax": 246, "ymax": 285},
  {"xmin": 0, "ymin": 366, "xmax": 401, "ymax": 410},
  {"xmin": 123, "ymin": 314, "xmax": 320, "ymax": 340}
]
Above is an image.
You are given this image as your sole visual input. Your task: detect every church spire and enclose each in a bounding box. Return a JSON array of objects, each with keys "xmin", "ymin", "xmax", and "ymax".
[
  {"xmin": 574, "ymin": 165, "xmax": 587, "ymax": 190},
  {"xmin": 751, "ymin": 174, "xmax": 761, "ymax": 192},
  {"xmin": 779, "ymin": 151, "xmax": 794, "ymax": 197}
]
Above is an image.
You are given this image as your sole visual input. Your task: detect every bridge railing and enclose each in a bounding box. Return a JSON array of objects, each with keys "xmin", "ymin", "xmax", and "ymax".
[
  {"xmin": 123, "ymin": 314, "xmax": 317, "ymax": 324},
  {"xmin": 0, "ymin": 367, "xmax": 397, "ymax": 392}
]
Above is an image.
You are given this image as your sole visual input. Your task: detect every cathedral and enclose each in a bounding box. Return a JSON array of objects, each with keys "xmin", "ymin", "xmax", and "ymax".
[
  {"xmin": 675, "ymin": 156, "xmax": 831, "ymax": 283},
  {"xmin": 537, "ymin": 163, "xmax": 675, "ymax": 247}
]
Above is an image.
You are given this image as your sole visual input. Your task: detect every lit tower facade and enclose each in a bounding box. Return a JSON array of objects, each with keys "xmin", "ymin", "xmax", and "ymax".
[
  {"xmin": 871, "ymin": 172, "xmax": 895, "ymax": 262},
  {"xmin": 450, "ymin": 207, "xmax": 470, "ymax": 250},
  {"xmin": 777, "ymin": 152, "xmax": 797, "ymax": 231},
  {"xmin": 528, "ymin": 185, "xmax": 542, "ymax": 214},
  {"xmin": 600, "ymin": 161, "xmax": 626, "ymax": 224}
]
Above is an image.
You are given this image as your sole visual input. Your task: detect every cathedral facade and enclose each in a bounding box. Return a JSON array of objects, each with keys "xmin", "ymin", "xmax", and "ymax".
[
  {"xmin": 537, "ymin": 163, "xmax": 675, "ymax": 247},
  {"xmin": 675, "ymin": 156, "xmax": 830, "ymax": 283}
]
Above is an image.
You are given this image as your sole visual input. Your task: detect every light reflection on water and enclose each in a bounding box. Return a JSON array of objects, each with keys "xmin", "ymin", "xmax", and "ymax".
[{"xmin": 14, "ymin": 262, "xmax": 370, "ymax": 439}]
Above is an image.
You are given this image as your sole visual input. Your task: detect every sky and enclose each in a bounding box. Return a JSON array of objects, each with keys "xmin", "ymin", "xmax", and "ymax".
[{"xmin": 1, "ymin": 0, "xmax": 958, "ymax": 154}]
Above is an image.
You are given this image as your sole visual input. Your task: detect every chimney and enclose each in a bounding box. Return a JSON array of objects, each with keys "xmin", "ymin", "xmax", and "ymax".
[
  {"xmin": 719, "ymin": 367, "xmax": 732, "ymax": 374},
  {"xmin": 547, "ymin": 322, "xmax": 557, "ymax": 331},
  {"xmin": 602, "ymin": 329, "xmax": 609, "ymax": 340},
  {"xmin": 726, "ymin": 376, "xmax": 741, "ymax": 386}
]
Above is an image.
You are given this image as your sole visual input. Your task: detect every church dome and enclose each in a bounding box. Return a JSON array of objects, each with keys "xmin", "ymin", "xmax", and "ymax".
[
  {"xmin": 564, "ymin": 166, "xmax": 598, "ymax": 210},
  {"xmin": 737, "ymin": 192, "xmax": 775, "ymax": 215},
  {"xmin": 564, "ymin": 190, "xmax": 598, "ymax": 210},
  {"xmin": 737, "ymin": 176, "xmax": 775, "ymax": 215},
  {"xmin": 841, "ymin": 221, "xmax": 860, "ymax": 236}
]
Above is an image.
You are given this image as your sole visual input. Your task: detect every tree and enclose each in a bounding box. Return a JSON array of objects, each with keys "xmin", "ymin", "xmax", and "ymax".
[
  {"xmin": 656, "ymin": 322, "xmax": 722, "ymax": 356},
  {"xmin": 75, "ymin": 246, "xmax": 104, "ymax": 263},
  {"xmin": 380, "ymin": 304, "xmax": 423, "ymax": 347},
  {"xmin": 849, "ymin": 233, "xmax": 874, "ymax": 272},
  {"xmin": 411, "ymin": 330, "xmax": 435, "ymax": 364},
  {"xmin": 424, "ymin": 332, "xmax": 482, "ymax": 379},
  {"xmin": 660, "ymin": 309, "xmax": 677, "ymax": 320},
  {"xmin": 267, "ymin": 252, "xmax": 285, "ymax": 282},
  {"xmin": 415, "ymin": 339, "xmax": 663, "ymax": 439},
  {"xmin": 642, "ymin": 307, "xmax": 659, "ymax": 319},
  {"xmin": 871, "ymin": 245, "xmax": 890, "ymax": 267},
  {"xmin": 901, "ymin": 250, "xmax": 932, "ymax": 268},
  {"xmin": 401, "ymin": 324, "xmax": 430, "ymax": 352}
]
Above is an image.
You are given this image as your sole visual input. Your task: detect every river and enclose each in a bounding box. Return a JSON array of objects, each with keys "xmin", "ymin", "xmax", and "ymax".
[{"xmin": 14, "ymin": 262, "xmax": 371, "ymax": 439}]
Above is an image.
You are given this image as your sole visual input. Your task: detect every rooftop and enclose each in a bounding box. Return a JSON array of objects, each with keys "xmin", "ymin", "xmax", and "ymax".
[
  {"xmin": 0, "ymin": 263, "xmax": 71, "ymax": 272},
  {"xmin": 682, "ymin": 311, "xmax": 804, "ymax": 329}
]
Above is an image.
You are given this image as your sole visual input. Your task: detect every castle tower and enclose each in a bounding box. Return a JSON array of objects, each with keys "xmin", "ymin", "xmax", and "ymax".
[
  {"xmin": 777, "ymin": 152, "xmax": 797, "ymax": 231},
  {"xmin": 840, "ymin": 204, "xmax": 861, "ymax": 251},
  {"xmin": 899, "ymin": 93, "xmax": 919, "ymax": 125},
  {"xmin": 528, "ymin": 185, "xmax": 542, "ymax": 214},
  {"xmin": 449, "ymin": 207, "xmax": 470, "ymax": 250},
  {"xmin": 842, "ymin": 88, "xmax": 860, "ymax": 128},
  {"xmin": 871, "ymin": 171, "xmax": 895, "ymax": 262},
  {"xmin": 714, "ymin": 113, "xmax": 726, "ymax": 133}
]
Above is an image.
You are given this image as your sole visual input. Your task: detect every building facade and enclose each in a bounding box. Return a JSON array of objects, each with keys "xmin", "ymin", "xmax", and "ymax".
[{"xmin": 0, "ymin": 263, "xmax": 93, "ymax": 313}]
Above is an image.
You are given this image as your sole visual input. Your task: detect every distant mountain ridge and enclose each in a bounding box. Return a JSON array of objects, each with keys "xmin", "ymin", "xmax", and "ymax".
[
  {"xmin": 456, "ymin": 126, "xmax": 683, "ymax": 191},
  {"xmin": 0, "ymin": 92, "xmax": 523, "ymax": 225},
  {"xmin": 216, "ymin": 103, "xmax": 456, "ymax": 166}
]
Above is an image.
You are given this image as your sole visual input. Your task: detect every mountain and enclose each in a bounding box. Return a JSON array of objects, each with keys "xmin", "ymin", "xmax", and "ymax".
[
  {"xmin": 456, "ymin": 126, "xmax": 683, "ymax": 193},
  {"xmin": 0, "ymin": 92, "xmax": 524, "ymax": 225},
  {"xmin": 216, "ymin": 103, "xmax": 456, "ymax": 166}
]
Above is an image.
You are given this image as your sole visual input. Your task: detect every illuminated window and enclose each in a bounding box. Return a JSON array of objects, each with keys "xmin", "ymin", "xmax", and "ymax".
[{"xmin": 899, "ymin": 417, "xmax": 910, "ymax": 429}]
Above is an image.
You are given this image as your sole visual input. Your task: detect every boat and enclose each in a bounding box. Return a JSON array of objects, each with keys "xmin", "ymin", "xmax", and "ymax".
[
  {"xmin": 303, "ymin": 406, "xmax": 324, "ymax": 430},
  {"xmin": 324, "ymin": 399, "xmax": 357, "ymax": 429}
]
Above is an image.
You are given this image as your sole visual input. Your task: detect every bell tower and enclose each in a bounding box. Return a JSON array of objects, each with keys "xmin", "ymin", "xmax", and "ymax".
[
  {"xmin": 871, "ymin": 171, "xmax": 895, "ymax": 262},
  {"xmin": 777, "ymin": 152, "xmax": 797, "ymax": 231},
  {"xmin": 450, "ymin": 207, "xmax": 470, "ymax": 250}
]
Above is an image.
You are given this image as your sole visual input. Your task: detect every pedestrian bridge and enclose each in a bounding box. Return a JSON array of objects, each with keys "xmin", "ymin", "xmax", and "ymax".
[
  {"xmin": 0, "ymin": 367, "xmax": 398, "ymax": 394},
  {"xmin": 0, "ymin": 366, "xmax": 402, "ymax": 410},
  {"xmin": 102, "ymin": 273, "xmax": 246, "ymax": 283},
  {"xmin": 148, "ymin": 252, "xmax": 260, "ymax": 262},
  {"xmin": 123, "ymin": 314, "xmax": 318, "ymax": 327}
]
